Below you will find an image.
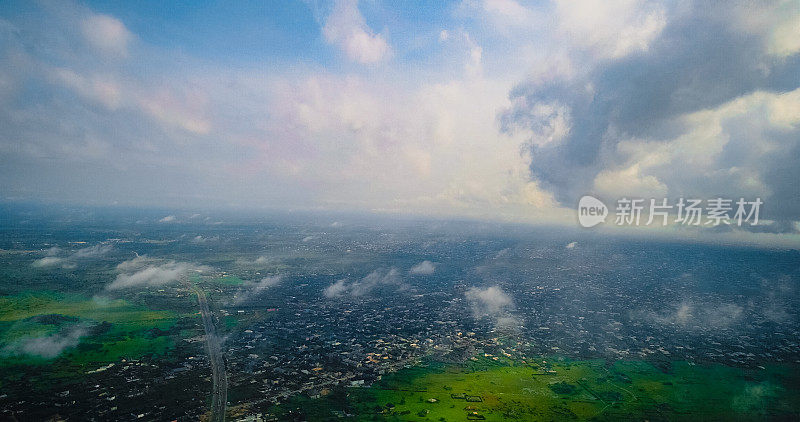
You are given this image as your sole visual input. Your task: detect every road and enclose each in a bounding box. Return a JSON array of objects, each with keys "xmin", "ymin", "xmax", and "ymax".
[{"xmin": 195, "ymin": 289, "xmax": 227, "ymax": 422}]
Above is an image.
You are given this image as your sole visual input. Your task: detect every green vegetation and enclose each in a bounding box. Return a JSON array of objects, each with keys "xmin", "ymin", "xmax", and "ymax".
[
  {"xmin": 0, "ymin": 291, "xmax": 179, "ymax": 367},
  {"xmin": 272, "ymin": 357, "xmax": 800, "ymax": 421}
]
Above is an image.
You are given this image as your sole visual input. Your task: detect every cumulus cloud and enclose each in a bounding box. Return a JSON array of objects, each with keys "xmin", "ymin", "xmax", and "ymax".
[
  {"xmin": 0, "ymin": 1, "xmax": 565, "ymax": 224},
  {"xmin": 159, "ymin": 215, "xmax": 176, "ymax": 223},
  {"xmin": 465, "ymin": 286, "xmax": 520, "ymax": 331},
  {"xmin": 107, "ymin": 256, "xmax": 207, "ymax": 290},
  {"xmin": 32, "ymin": 256, "xmax": 66, "ymax": 268},
  {"xmin": 323, "ymin": 279, "xmax": 349, "ymax": 298},
  {"xmin": 410, "ymin": 260, "xmax": 436, "ymax": 275},
  {"xmin": 565, "ymin": 241, "xmax": 577, "ymax": 249},
  {"xmin": 322, "ymin": 0, "xmax": 390, "ymax": 64},
  {"xmin": 466, "ymin": 285, "xmax": 513, "ymax": 316},
  {"xmin": 250, "ymin": 275, "xmax": 282, "ymax": 293},
  {"xmin": 261, "ymin": 70, "xmax": 561, "ymax": 221},
  {"xmin": 233, "ymin": 275, "xmax": 282, "ymax": 304},
  {"xmin": 555, "ymin": 0, "xmax": 666, "ymax": 59},
  {"xmin": 2, "ymin": 325, "xmax": 90, "ymax": 359},
  {"xmin": 464, "ymin": 285, "xmax": 521, "ymax": 331},
  {"xmin": 323, "ymin": 268, "xmax": 407, "ymax": 298},
  {"xmin": 81, "ymin": 13, "xmax": 132, "ymax": 58},
  {"xmin": 32, "ymin": 243, "xmax": 112, "ymax": 268}
]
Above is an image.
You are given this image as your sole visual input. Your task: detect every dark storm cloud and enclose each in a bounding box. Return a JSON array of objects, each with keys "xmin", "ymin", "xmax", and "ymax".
[{"xmin": 500, "ymin": 1, "xmax": 800, "ymax": 224}]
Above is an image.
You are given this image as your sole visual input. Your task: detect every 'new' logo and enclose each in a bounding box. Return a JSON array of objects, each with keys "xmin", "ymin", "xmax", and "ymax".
[{"xmin": 578, "ymin": 196, "xmax": 607, "ymax": 228}]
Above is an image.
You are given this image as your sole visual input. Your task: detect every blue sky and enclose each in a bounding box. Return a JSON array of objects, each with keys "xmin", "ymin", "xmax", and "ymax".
[{"xmin": 0, "ymin": 0, "xmax": 799, "ymax": 242}]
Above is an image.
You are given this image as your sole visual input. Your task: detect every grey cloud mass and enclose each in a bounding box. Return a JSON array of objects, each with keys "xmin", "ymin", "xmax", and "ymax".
[{"xmin": 501, "ymin": 0, "xmax": 800, "ymax": 226}]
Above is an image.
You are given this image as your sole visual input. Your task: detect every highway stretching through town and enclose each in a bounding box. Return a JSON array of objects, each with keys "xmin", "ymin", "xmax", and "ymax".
[{"xmin": 195, "ymin": 288, "xmax": 227, "ymax": 422}]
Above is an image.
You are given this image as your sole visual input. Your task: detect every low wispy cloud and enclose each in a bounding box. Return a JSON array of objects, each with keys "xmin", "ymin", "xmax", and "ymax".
[
  {"xmin": 107, "ymin": 256, "xmax": 208, "ymax": 290},
  {"xmin": 32, "ymin": 256, "xmax": 69, "ymax": 268},
  {"xmin": 2, "ymin": 325, "xmax": 91, "ymax": 359},
  {"xmin": 32, "ymin": 243, "xmax": 113, "ymax": 269},
  {"xmin": 235, "ymin": 255, "xmax": 274, "ymax": 267},
  {"xmin": 233, "ymin": 275, "xmax": 282, "ymax": 304},
  {"xmin": 410, "ymin": 260, "xmax": 436, "ymax": 275},
  {"xmin": 323, "ymin": 268, "xmax": 407, "ymax": 298},
  {"xmin": 191, "ymin": 235, "xmax": 219, "ymax": 244},
  {"xmin": 71, "ymin": 244, "xmax": 114, "ymax": 258},
  {"xmin": 465, "ymin": 285, "xmax": 519, "ymax": 330},
  {"xmin": 634, "ymin": 301, "xmax": 745, "ymax": 330}
]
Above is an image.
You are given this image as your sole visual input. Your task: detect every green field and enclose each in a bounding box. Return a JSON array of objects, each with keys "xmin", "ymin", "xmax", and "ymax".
[
  {"xmin": 272, "ymin": 356, "xmax": 800, "ymax": 421},
  {"xmin": 0, "ymin": 291, "xmax": 180, "ymax": 367}
]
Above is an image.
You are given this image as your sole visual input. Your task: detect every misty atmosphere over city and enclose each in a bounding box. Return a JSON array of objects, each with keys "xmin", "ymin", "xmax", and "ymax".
[{"xmin": 1, "ymin": 0, "xmax": 799, "ymax": 421}]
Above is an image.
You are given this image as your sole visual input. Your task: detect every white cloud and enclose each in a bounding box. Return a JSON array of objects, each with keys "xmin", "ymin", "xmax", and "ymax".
[
  {"xmin": 322, "ymin": 0, "xmax": 390, "ymax": 64},
  {"xmin": 481, "ymin": 0, "xmax": 536, "ymax": 29},
  {"xmin": 505, "ymin": 96, "xmax": 571, "ymax": 146},
  {"xmin": 49, "ymin": 68, "xmax": 122, "ymax": 110},
  {"xmin": 115, "ymin": 255, "xmax": 150, "ymax": 272},
  {"xmin": 234, "ymin": 275, "xmax": 282, "ymax": 304},
  {"xmin": 593, "ymin": 163, "xmax": 668, "ymax": 199},
  {"xmin": 2, "ymin": 325, "xmax": 90, "ymax": 359},
  {"xmin": 32, "ymin": 256, "xmax": 65, "ymax": 268},
  {"xmin": 261, "ymin": 70, "xmax": 562, "ymax": 222},
  {"xmin": 554, "ymin": 0, "xmax": 666, "ymax": 59},
  {"xmin": 235, "ymin": 255, "xmax": 274, "ymax": 267},
  {"xmin": 323, "ymin": 268, "xmax": 406, "ymax": 298},
  {"xmin": 410, "ymin": 260, "xmax": 436, "ymax": 275},
  {"xmin": 636, "ymin": 301, "xmax": 744, "ymax": 330},
  {"xmin": 135, "ymin": 87, "xmax": 212, "ymax": 135},
  {"xmin": 323, "ymin": 279, "xmax": 348, "ymax": 298},
  {"xmin": 0, "ymin": 1, "xmax": 571, "ymax": 223},
  {"xmin": 159, "ymin": 215, "xmax": 176, "ymax": 223},
  {"xmin": 465, "ymin": 285, "xmax": 518, "ymax": 330},
  {"xmin": 253, "ymin": 275, "xmax": 281, "ymax": 291},
  {"xmin": 81, "ymin": 13, "xmax": 132, "ymax": 58},
  {"xmin": 565, "ymin": 241, "xmax": 577, "ymax": 249},
  {"xmin": 32, "ymin": 244, "xmax": 112, "ymax": 268},
  {"xmin": 465, "ymin": 285, "xmax": 512, "ymax": 316},
  {"xmin": 71, "ymin": 244, "xmax": 113, "ymax": 258},
  {"xmin": 107, "ymin": 258, "xmax": 207, "ymax": 290}
]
